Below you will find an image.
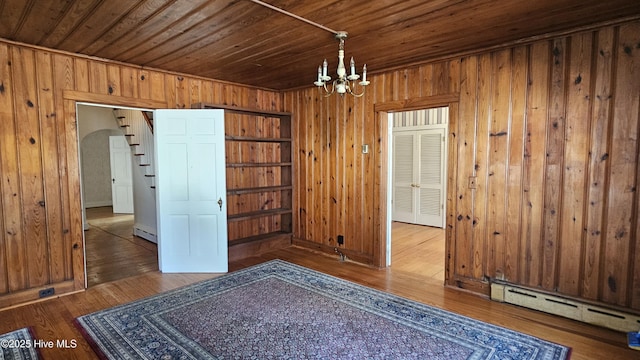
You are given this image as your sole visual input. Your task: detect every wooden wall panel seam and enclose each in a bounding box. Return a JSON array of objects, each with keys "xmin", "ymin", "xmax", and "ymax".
[
  {"xmin": 35, "ymin": 50, "xmax": 62, "ymax": 286},
  {"xmin": 0, "ymin": 43, "xmax": 16, "ymax": 294},
  {"xmin": 505, "ymin": 45, "xmax": 529, "ymax": 284}
]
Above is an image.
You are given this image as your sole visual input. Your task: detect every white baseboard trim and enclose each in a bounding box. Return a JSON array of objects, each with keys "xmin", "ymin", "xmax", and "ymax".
[
  {"xmin": 133, "ymin": 223, "xmax": 157, "ymax": 244},
  {"xmin": 84, "ymin": 200, "xmax": 112, "ymax": 208},
  {"xmin": 491, "ymin": 282, "xmax": 640, "ymax": 332}
]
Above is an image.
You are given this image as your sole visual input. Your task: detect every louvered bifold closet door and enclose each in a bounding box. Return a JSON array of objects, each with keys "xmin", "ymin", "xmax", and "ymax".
[
  {"xmin": 392, "ymin": 134, "xmax": 415, "ymax": 223},
  {"xmin": 416, "ymin": 129, "xmax": 445, "ymax": 227}
]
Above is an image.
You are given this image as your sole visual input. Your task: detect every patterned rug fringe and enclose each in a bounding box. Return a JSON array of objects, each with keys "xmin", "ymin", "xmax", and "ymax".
[{"xmin": 0, "ymin": 327, "xmax": 41, "ymax": 360}]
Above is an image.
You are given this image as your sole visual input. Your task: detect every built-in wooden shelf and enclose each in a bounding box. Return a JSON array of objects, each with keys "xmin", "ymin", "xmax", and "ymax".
[
  {"xmin": 229, "ymin": 231, "xmax": 292, "ymax": 246},
  {"xmin": 225, "ymin": 135, "xmax": 291, "ymax": 143},
  {"xmin": 227, "ymin": 208, "xmax": 292, "ymax": 222},
  {"xmin": 226, "ymin": 162, "xmax": 292, "ymax": 168},
  {"xmin": 191, "ymin": 103, "xmax": 291, "ymax": 118},
  {"xmin": 227, "ymin": 185, "xmax": 292, "ymax": 195},
  {"xmin": 228, "ymin": 232, "xmax": 292, "ymax": 262},
  {"xmin": 192, "ymin": 102, "xmax": 293, "ymax": 261}
]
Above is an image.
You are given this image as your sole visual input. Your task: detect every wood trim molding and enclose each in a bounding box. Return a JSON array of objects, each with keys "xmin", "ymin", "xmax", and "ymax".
[
  {"xmin": 373, "ymin": 95, "xmax": 460, "ymax": 270},
  {"xmin": 292, "ymin": 238, "xmax": 374, "ymax": 266},
  {"xmin": 63, "ymin": 90, "xmax": 168, "ymax": 109},
  {"xmin": 373, "ymin": 110, "xmax": 389, "ymax": 268},
  {"xmin": 62, "ymin": 91, "xmax": 166, "ymax": 292},
  {"xmin": 0, "ymin": 37, "xmax": 278, "ymax": 92},
  {"xmin": 63, "ymin": 98, "xmax": 86, "ymax": 292},
  {"xmin": 192, "ymin": 102, "xmax": 291, "ymax": 118},
  {"xmin": 0, "ymin": 280, "xmax": 77, "ymax": 310},
  {"xmin": 447, "ymin": 276, "xmax": 491, "ymax": 297},
  {"xmin": 374, "ymin": 93, "xmax": 460, "ymax": 112}
]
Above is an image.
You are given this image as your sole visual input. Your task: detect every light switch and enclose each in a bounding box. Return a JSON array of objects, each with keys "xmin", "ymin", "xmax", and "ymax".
[{"xmin": 362, "ymin": 144, "xmax": 369, "ymax": 154}]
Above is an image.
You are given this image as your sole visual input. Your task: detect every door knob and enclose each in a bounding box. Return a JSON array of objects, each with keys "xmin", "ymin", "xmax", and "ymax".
[{"xmin": 218, "ymin": 197, "xmax": 223, "ymax": 211}]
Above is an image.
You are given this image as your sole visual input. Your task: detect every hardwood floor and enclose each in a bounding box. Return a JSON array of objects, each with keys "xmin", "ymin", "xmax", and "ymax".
[
  {"xmin": 390, "ymin": 221, "xmax": 445, "ymax": 282},
  {"xmin": 85, "ymin": 207, "xmax": 158, "ymax": 287},
  {"xmin": 83, "ymin": 210, "xmax": 442, "ymax": 287},
  {"xmin": 0, "ymin": 219, "xmax": 635, "ymax": 359}
]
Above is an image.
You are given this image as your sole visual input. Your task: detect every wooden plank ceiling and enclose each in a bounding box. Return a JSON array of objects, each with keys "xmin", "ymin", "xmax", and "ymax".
[{"xmin": 1, "ymin": 0, "xmax": 639, "ymax": 91}]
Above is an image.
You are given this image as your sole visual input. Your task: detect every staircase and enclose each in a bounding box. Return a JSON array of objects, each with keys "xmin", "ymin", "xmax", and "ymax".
[
  {"xmin": 113, "ymin": 109, "xmax": 155, "ymax": 189},
  {"xmin": 112, "ymin": 108, "xmax": 157, "ymax": 243}
]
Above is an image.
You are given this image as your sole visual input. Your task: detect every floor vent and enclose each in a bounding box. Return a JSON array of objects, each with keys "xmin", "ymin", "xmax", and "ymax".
[{"xmin": 491, "ymin": 283, "xmax": 640, "ymax": 332}]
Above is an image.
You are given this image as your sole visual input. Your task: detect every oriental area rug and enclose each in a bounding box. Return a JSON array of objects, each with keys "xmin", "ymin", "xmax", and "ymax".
[
  {"xmin": 76, "ymin": 260, "xmax": 571, "ymax": 359},
  {"xmin": 0, "ymin": 328, "xmax": 40, "ymax": 360}
]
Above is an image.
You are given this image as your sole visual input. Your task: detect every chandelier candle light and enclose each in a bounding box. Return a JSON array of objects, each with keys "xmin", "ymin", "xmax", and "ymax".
[{"xmin": 314, "ymin": 31, "xmax": 370, "ymax": 97}]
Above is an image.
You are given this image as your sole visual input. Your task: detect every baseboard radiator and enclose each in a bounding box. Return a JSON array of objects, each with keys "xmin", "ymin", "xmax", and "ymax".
[
  {"xmin": 133, "ymin": 226, "xmax": 157, "ymax": 244},
  {"xmin": 491, "ymin": 283, "xmax": 640, "ymax": 332}
]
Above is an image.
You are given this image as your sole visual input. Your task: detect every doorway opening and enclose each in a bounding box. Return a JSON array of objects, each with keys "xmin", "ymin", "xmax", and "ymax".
[
  {"xmin": 77, "ymin": 103, "xmax": 158, "ymax": 287},
  {"xmin": 387, "ymin": 107, "xmax": 448, "ymax": 282},
  {"xmin": 84, "ymin": 207, "xmax": 157, "ymax": 286}
]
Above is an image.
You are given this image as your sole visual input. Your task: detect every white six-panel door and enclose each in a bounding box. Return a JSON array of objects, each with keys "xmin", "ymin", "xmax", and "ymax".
[
  {"xmin": 109, "ymin": 135, "xmax": 134, "ymax": 214},
  {"xmin": 154, "ymin": 109, "xmax": 228, "ymax": 273}
]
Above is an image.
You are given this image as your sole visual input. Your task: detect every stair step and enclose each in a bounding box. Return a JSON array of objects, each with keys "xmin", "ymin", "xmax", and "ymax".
[
  {"xmin": 144, "ymin": 174, "xmax": 156, "ymax": 177},
  {"xmin": 120, "ymin": 124, "xmax": 130, "ymax": 128},
  {"xmin": 117, "ymin": 116, "xmax": 125, "ymax": 119},
  {"xmin": 150, "ymin": 186, "xmax": 156, "ymax": 189},
  {"xmin": 129, "ymin": 143, "xmax": 140, "ymax": 146},
  {"xmin": 140, "ymin": 164, "xmax": 151, "ymax": 166},
  {"xmin": 124, "ymin": 134, "xmax": 134, "ymax": 137},
  {"xmin": 134, "ymin": 153, "xmax": 144, "ymax": 156}
]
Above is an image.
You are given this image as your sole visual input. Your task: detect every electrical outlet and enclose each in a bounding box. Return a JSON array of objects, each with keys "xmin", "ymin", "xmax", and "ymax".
[
  {"xmin": 337, "ymin": 235, "xmax": 344, "ymax": 245},
  {"xmin": 38, "ymin": 287, "xmax": 55, "ymax": 298}
]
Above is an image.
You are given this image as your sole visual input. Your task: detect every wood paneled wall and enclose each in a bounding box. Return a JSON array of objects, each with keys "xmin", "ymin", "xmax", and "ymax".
[
  {"xmin": 0, "ymin": 40, "xmax": 282, "ymax": 308},
  {"xmin": 225, "ymin": 113, "xmax": 287, "ymax": 242},
  {"xmin": 284, "ymin": 20, "xmax": 640, "ymax": 312},
  {"xmin": 284, "ymin": 52, "xmax": 461, "ymax": 265}
]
